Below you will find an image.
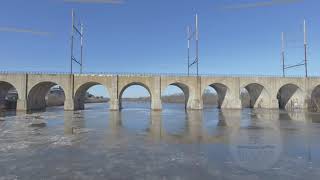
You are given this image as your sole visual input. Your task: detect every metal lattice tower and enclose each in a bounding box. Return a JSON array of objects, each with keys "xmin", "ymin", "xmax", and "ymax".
[
  {"xmin": 281, "ymin": 19, "xmax": 308, "ymax": 78},
  {"xmin": 70, "ymin": 9, "xmax": 84, "ymax": 74},
  {"xmin": 187, "ymin": 13, "xmax": 199, "ymax": 76}
]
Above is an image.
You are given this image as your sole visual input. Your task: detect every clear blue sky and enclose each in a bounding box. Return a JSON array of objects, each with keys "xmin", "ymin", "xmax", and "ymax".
[{"xmin": 0, "ymin": 0, "xmax": 319, "ymax": 97}]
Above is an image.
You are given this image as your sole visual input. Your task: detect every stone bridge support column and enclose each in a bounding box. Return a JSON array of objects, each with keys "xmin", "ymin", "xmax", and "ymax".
[
  {"xmin": 64, "ymin": 98, "xmax": 74, "ymax": 111},
  {"xmin": 269, "ymin": 98, "xmax": 279, "ymax": 109},
  {"xmin": 110, "ymin": 99, "xmax": 119, "ymax": 111},
  {"xmin": 223, "ymin": 78, "xmax": 241, "ymax": 109},
  {"xmin": 110, "ymin": 76, "xmax": 119, "ymax": 111},
  {"xmin": 15, "ymin": 74, "xmax": 28, "ymax": 111},
  {"xmin": 188, "ymin": 77, "xmax": 203, "ymax": 110},
  {"xmin": 151, "ymin": 77, "xmax": 162, "ymax": 111},
  {"xmin": 16, "ymin": 99, "xmax": 27, "ymax": 111},
  {"xmin": 64, "ymin": 75, "xmax": 75, "ymax": 111}
]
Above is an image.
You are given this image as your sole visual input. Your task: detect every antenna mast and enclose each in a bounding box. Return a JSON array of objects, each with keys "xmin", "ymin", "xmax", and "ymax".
[
  {"xmin": 187, "ymin": 13, "xmax": 199, "ymax": 76},
  {"xmin": 282, "ymin": 20, "xmax": 309, "ymax": 77},
  {"xmin": 80, "ymin": 23, "xmax": 84, "ymax": 74},
  {"xmin": 281, "ymin": 32, "xmax": 285, "ymax": 77},
  {"xmin": 70, "ymin": 9, "xmax": 84, "ymax": 74},
  {"xmin": 195, "ymin": 13, "xmax": 199, "ymax": 76},
  {"xmin": 70, "ymin": 9, "xmax": 74, "ymax": 74},
  {"xmin": 304, "ymin": 19, "xmax": 308, "ymax": 78},
  {"xmin": 187, "ymin": 26, "xmax": 191, "ymax": 76}
]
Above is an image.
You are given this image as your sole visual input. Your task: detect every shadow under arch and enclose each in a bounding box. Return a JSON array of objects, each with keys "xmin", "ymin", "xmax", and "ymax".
[
  {"xmin": 310, "ymin": 85, "xmax": 320, "ymax": 112},
  {"xmin": 242, "ymin": 83, "xmax": 270, "ymax": 108},
  {"xmin": 162, "ymin": 82, "xmax": 190, "ymax": 109},
  {"xmin": 204, "ymin": 83, "xmax": 229, "ymax": 109},
  {"xmin": 74, "ymin": 82, "xmax": 110, "ymax": 110},
  {"xmin": 277, "ymin": 83, "xmax": 303, "ymax": 110},
  {"xmin": 119, "ymin": 82, "xmax": 152, "ymax": 109},
  {"xmin": 27, "ymin": 81, "xmax": 65, "ymax": 111},
  {"xmin": 0, "ymin": 81, "xmax": 19, "ymax": 110}
]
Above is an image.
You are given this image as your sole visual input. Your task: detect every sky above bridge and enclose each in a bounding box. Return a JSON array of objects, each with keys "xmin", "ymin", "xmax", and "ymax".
[{"xmin": 0, "ymin": 0, "xmax": 319, "ymax": 97}]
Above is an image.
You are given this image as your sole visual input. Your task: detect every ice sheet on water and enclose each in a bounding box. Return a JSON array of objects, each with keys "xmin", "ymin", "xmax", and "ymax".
[
  {"xmin": 0, "ymin": 175, "xmax": 18, "ymax": 180},
  {"xmin": 49, "ymin": 135, "xmax": 73, "ymax": 147},
  {"xmin": 29, "ymin": 118, "xmax": 47, "ymax": 128},
  {"xmin": 72, "ymin": 128, "xmax": 91, "ymax": 134},
  {"xmin": 0, "ymin": 142, "xmax": 29, "ymax": 152},
  {"xmin": 0, "ymin": 114, "xmax": 73, "ymax": 153},
  {"xmin": 15, "ymin": 112, "xmax": 64, "ymax": 122}
]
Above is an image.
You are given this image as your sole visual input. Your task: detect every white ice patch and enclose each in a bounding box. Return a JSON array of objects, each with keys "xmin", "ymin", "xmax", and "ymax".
[
  {"xmin": 72, "ymin": 128, "xmax": 91, "ymax": 134},
  {"xmin": 49, "ymin": 135, "xmax": 73, "ymax": 147},
  {"xmin": 0, "ymin": 142, "xmax": 29, "ymax": 152}
]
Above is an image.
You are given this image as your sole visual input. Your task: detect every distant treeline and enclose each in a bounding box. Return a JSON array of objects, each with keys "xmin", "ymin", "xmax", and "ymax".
[
  {"xmin": 46, "ymin": 91, "xmax": 109, "ymax": 107},
  {"xmin": 123, "ymin": 92, "xmax": 219, "ymax": 105},
  {"xmin": 47, "ymin": 91, "xmax": 252, "ymax": 107}
]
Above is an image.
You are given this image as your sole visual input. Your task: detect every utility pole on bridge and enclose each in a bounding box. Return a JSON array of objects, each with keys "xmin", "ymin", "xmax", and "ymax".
[
  {"xmin": 187, "ymin": 13, "xmax": 199, "ymax": 76},
  {"xmin": 70, "ymin": 9, "xmax": 84, "ymax": 74},
  {"xmin": 281, "ymin": 19, "xmax": 308, "ymax": 78},
  {"xmin": 281, "ymin": 32, "xmax": 285, "ymax": 77},
  {"xmin": 304, "ymin": 19, "xmax": 308, "ymax": 78}
]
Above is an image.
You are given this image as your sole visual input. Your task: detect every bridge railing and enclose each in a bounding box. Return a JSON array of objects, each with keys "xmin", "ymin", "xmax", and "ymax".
[
  {"xmin": 0, "ymin": 70, "xmax": 312, "ymax": 78},
  {"xmin": 0, "ymin": 71, "xmax": 71, "ymax": 75}
]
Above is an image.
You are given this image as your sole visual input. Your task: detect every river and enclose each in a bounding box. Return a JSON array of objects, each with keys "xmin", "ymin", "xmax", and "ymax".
[{"xmin": 0, "ymin": 102, "xmax": 320, "ymax": 180}]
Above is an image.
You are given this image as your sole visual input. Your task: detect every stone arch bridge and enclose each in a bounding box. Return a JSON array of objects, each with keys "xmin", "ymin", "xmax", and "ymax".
[{"xmin": 1, "ymin": 72, "xmax": 320, "ymax": 111}]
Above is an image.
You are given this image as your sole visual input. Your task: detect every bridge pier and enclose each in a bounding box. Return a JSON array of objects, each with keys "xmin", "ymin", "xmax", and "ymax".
[
  {"xmin": 64, "ymin": 98, "xmax": 75, "ymax": 111},
  {"xmin": 221, "ymin": 98, "xmax": 242, "ymax": 109},
  {"xmin": 151, "ymin": 98, "xmax": 162, "ymax": 111},
  {"xmin": 270, "ymin": 98, "xmax": 279, "ymax": 109},
  {"xmin": 16, "ymin": 99, "xmax": 27, "ymax": 111},
  {"xmin": 219, "ymin": 88, "xmax": 242, "ymax": 109},
  {"xmin": 188, "ymin": 98, "xmax": 203, "ymax": 110},
  {"xmin": 187, "ymin": 77, "xmax": 203, "ymax": 110},
  {"xmin": 151, "ymin": 77, "xmax": 162, "ymax": 111},
  {"xmin": 110, "ymin": 98, "xmax": 120, "ymax": 111}
]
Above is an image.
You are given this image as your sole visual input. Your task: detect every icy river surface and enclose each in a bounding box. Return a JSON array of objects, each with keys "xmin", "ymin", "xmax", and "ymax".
[{"xmin": 1, "ymin": 102, "xmax": 320, "ymax": 180}]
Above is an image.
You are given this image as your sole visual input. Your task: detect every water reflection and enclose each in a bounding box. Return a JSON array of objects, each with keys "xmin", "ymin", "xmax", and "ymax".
[
  {"xmin": 229, "ymin": 127, "xmax": 282, "ymax": 171},
  {"xmin": 0, "ymin": 109, "xmax": 16, "ymax": 118},
  {"xmin": 108, "ymin": 111, "xmax": 122, "ymax": 138},
  {"xmin": 148, "ymin": 111, "xmax": 163, "ymax": 142},
  {"xmin": 64, "ymin": 111, "xmax": 86, "ymax": 135},
  {"xmin": 61, "ymin": 107, "xmax": 315, "ymax": 146},
  {"xmin": 230, "ymin": 109, "xmax": 282, "ymax": 172},
  {"xmin": 308, "ymin": 112, "xmax": 320, "ymax": 124},
  {"xmin": 216, "ymin": 111, "xmax": 227, "ymax": 127}
]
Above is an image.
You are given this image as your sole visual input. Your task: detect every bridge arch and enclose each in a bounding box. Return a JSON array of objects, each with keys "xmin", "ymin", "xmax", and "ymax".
[
  {"xmin": 203, "ymin": 83, "xmax": 229, "ymax": 109},
  {"xmin": 0, "ymin": 81, "xmax": 19, "ymax": 110},
  {"xmin": 119, "ymin": 82, "xmax": 152, "ymax": 109},
  {"xmin": 27, "ymin": 81, "xmax": 66, "ymax": 111},
  {"xmin": 162, "ymin": 82, "xmax": 190, "ymax": 109},
  {"xmin": 241, "ymin": 83, "xmax": 271, "ymax": 109},
  {"xmin": 310, "ymin": 85, "xmax": 320, "ymax": 112},
  {"xmin": 277, "ymin": 83, "xmax": 304, "ymax": 110},
  {"xmin": 74, "ymin": 82, "xmax": 110, "ymax": 110}
]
